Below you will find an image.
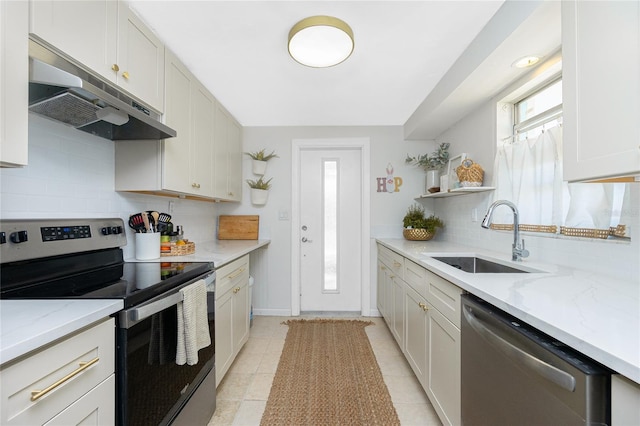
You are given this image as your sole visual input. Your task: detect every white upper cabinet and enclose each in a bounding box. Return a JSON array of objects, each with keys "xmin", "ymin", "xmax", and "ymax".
[
  {"xmin": 562, "ymin": 0, "xmax": 640, "ymax": 181},
  {"xmin": 213, "ymin": 102, "xmax": 243, "ymax": 202},
  {"xmin": 1, "ymin": 0, "xmax": 29, "ymax": 167},
  {"xmin": 29, "ymin": 0, "xmax": 164, "ymax": 113}
]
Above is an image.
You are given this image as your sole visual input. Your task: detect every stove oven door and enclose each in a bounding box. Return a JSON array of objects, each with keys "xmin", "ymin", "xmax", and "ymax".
[{"xmin": 116, "ymin": 272, "xmax": 216, "ymax": 426}]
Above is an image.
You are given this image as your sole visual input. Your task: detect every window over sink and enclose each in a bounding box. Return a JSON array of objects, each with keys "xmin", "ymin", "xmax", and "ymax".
[{"xmin": 494, "ymin": 67, "xmax": 631, "ymax": 241}]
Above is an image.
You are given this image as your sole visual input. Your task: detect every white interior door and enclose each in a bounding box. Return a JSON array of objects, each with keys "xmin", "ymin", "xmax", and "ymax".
[{"xmin": 299, "ymin": 148, "xmax": 362, "ymax": 312}]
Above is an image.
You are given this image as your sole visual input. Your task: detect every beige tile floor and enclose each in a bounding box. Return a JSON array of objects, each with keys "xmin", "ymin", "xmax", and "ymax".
[{"xmin": 208, "ymin": 315, "xmax": 441, "ymax": 426}]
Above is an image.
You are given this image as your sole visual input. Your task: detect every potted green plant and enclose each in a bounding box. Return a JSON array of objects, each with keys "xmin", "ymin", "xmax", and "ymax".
[
  {"xmin": 405, "ymin": 142, "xmax": 450, "ymax": 193},
  {"xmin": 402, "ymin": 204, "xmax": 444, "ymax": 241},
  {"xmin": 245, "ymin": 149, "xmax": 279, "ymax": 176},
  {"xmin": 247, "ymin": 176, "xmax": 272, "ymax": 205}
]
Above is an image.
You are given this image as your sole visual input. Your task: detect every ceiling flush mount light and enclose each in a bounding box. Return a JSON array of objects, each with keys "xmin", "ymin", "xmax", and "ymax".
[
  {"xmin": 512, "ymin": 56, "xmax": 541, "ymax": 68},
  {"xmin": 288, "ymin": 16, "xmax": 354, "ymax": 68}
]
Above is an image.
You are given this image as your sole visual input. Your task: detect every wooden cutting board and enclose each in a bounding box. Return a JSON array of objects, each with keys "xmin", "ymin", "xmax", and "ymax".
[{"xmin": 217, "ymin": 215, "xmax": 259, "ymax": 240}]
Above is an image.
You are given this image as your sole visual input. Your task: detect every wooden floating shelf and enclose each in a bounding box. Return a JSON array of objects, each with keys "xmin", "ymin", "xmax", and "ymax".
[{"xmin": 415, "ymin": 186, "xmax": 495, "ymax": 199}]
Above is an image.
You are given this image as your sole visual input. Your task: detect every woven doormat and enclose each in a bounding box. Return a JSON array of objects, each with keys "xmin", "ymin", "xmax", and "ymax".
[{"xmin": 260, "ymin": 319, "xmax": 400, "ymax": 425}]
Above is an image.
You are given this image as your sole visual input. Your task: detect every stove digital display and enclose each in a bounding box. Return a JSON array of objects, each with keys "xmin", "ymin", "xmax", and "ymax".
[{"xmin": 41, "ymin": 225, "xmax": 92, "ymax": 242}]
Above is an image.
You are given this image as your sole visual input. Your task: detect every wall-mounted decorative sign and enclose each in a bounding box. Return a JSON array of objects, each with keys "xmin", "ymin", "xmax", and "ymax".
[{"xmin": 376, "ymin": 163, "xmax": 403, "ymax": 193}]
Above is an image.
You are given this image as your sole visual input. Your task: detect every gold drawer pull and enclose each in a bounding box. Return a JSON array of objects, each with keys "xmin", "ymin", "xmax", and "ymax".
[
  {"xmin": 393, "ymin": 261, "xmax": 402, "ymax": 267},
  {"xmin": 228, "ymin": 267, "xmax": 246, "ymax": 280},
  {"xmin": 122, "ymin": 71, "xmax": 130, "ymax": 80},
  {"xmin": 418, "ymin": 302, "xmax": 429, "ymax": 312},
  {"xmin": 233, "ymin": 287, "xmax": 241, "ymax": 294},
  {"xmin": 111, "ymin": 64, "xmax": 119, "ymax": 72},
  {"xmin": 31, "ymin": 357, "xmax": 99, "ymax": 401}
]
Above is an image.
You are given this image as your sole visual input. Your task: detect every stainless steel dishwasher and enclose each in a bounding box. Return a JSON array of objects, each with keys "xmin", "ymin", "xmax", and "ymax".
[{"xmin": 461, "ymin": 294, "xmax": 611, "ymax": 425}]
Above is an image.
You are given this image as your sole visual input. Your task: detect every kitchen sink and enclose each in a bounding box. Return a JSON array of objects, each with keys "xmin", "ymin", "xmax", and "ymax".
[{"xmin": 432, "ymin": 256, "xmax": 535, "ymax": 273}]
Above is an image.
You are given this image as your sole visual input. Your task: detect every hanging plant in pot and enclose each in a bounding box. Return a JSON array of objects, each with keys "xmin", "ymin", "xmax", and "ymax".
[
  {"xmin": 245, "ymin": 149, "xmax": 278, "ymax": 176},
  {"xmin": 402, "ymin": 204, "xmax": 444, "ymax": 241},
  {"xmin": 405, "ymin": 142, "xmax": 450, "ymax": 193},
  {"xmin": 247, "ymin": 177, "xmax": 272, "ymax": 205}
]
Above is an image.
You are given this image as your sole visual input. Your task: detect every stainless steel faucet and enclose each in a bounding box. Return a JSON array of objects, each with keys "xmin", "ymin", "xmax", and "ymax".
[{"xmin": 481, "ymin": 200, "xmax": 530, "ymax": 261}]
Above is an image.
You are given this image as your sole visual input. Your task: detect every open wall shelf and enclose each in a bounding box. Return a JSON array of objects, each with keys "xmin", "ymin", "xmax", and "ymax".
[{"xmin": 415, "ymin": 186, "xmax": 495, "ymax": 199}]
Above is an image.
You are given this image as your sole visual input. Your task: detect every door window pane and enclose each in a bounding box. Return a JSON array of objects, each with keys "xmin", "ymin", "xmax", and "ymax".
[{"xmin": 323, "ymin": 160, "xmax": 338, "ymax": 292}]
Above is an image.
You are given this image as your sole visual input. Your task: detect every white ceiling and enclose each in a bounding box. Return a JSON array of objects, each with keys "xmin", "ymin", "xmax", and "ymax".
[{"xmin": 128, "ymin": 1, "xmax": 508, "ymax": 128}]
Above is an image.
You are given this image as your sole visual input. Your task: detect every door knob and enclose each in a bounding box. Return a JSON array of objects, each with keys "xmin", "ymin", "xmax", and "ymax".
[{"xmin": 301, "ymin": 237, "xmax": 312, "ymax": 243}]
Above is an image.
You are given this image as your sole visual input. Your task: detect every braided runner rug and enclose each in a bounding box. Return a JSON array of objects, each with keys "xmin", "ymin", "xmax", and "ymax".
[{"xmin": 260, "ymin": 319, "xmax": 400, "ymax": 425}]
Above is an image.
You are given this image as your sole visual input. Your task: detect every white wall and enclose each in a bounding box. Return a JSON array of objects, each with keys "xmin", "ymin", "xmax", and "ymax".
[
  {"xmin": 218, "ymin": 126, "xmax": 434, "ymax": 315},
  {"xmin": 433, "ymin": 101, "xmax": 640, "ymax": 283},
  {"xmin": 0, "ymin": 115, "xmax": 218, "ymax": 260}
]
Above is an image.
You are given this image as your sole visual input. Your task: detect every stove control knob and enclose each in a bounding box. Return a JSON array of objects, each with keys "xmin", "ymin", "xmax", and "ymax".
[
  {"xmin": 0, "ymin": 232, "xmax": 6, "ymax": 244},
  {"xmin": 10, "ymin": 230, "xmax": 28, "ymax": 244},
  {"xmin": 101, "ymin": 227, "xmax": 112, "ymax": 235},
  {"xmin": 111, "ymin": 226, "xmax": 123, "ymax": 235}
]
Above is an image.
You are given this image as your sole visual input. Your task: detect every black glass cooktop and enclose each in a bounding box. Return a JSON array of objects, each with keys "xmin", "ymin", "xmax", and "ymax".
[{"xmin": 1, "ymin": 248, "xmax": 213, "ymax": 308}]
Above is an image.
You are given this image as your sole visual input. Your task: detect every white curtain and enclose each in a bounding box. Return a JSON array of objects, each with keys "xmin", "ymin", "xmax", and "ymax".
[{"xmin": 492, "ymin": 124, "xmax": 629, "ymax": 234}]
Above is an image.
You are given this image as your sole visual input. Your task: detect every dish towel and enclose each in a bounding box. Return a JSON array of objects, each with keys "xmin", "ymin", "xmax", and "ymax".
[{"xmin": 176, "ymin": 279, "xmax": 211, "ymax": 366}]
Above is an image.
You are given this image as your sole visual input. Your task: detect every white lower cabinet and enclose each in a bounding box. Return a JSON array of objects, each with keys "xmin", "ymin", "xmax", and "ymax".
[
  {"xmin": 0, "ymin": 318, "xmax": 116, "ymax": 426},
  {"xmin": 612, "ymin": 375, "xmax": 640, "ymax": 426},
  {"xmin": 377, "ymin": 243, "xmax": 461, "ymax": 426},
  {"xmin": 215, "ymin": 255, "xmax": 250, "ymax": 386}
]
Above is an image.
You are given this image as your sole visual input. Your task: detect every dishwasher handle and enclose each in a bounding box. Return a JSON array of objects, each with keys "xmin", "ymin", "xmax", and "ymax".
[{"xmin": 463, "ymin": 304, "xmax": 576, "ymax": 392}]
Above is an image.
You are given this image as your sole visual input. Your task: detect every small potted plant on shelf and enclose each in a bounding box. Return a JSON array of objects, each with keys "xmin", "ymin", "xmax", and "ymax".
[
  {"xmin": 245, "ymin": 149, "xmax": 279, "ymax": 176},
  {"xmin": 247, "ymin": 176, "xmax": 272, "ymax": 205},
  {"xmin": 402, "ymin": 204, "xmax": 444, "ymax": 241},
  {"xmin": 405, "ymin": 142, "xmax": 450, "ymax": 193}
]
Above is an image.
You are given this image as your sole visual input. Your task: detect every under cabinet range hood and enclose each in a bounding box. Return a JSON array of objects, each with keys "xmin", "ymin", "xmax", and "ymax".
[{"xmin": 28, "ymin": 40, "xmax": 176, "ymax": 141}]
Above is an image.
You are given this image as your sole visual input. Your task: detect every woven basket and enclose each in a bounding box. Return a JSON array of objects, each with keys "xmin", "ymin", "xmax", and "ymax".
[
  {"xmin": 403, "ymin": 228, "xmax": 435, "ymax": 241},
  {"xmin": 161, "ymin": 241, "xmax": 196, "ymax": 256},
  {"xmin": 456, "ymin": 159, "xmax": 484, "ymax": 187}
]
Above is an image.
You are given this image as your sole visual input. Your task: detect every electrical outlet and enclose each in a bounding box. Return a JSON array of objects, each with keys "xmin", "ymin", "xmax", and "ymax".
[
  {"xmin": 471, "ymin": 208, "xmax": 478, "ymax": 222},
  {"xmin": 169, "ymin": 201, "xmax": 175, "ymax": 214}
]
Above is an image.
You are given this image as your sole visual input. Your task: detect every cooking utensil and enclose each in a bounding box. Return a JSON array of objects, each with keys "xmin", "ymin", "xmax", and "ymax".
[
  {"xmin": 149, "ymin": 211, "xmax": 160, "ymax": 232},
  {"xmin": 156, "ymin": 212, "xmax": 172, "ymax": 233},
  {"xmin": 141, "ymin": 212, "xmax": 150, "ymax": 233},
  {"xmin": 128, "ymin": 213, "xmax": 147, "ymax": 233}
]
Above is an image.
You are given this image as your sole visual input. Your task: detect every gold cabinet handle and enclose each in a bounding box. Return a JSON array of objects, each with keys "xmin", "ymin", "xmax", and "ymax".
[
  {"xmin": 31, "ymin": 357, "xmax": 99, "ymax": 401},
  {"xmin": 111, "ymin": 64, "xmax": 119, "ymax": 72},
  {"xmin": 192, "ymin": 183, "xmax": 201, "ymax": 188},
  {"xmin": 228, "ymin": 192, "xmax": 234, "ymax": 196},
  {"xmin": 228, "ymin": 267, "xmax": 246, "ymax": 280},
  {"xmin": 418, "ymin": 302, "xmax": 429, "ymax": 312},
  {"xmin": 380, "ymin": 266, "xmax": 387, "ymax": 270},
  {"xmin": 233, "ymin": 287, "xmax": 241, "ymax": 294},
  {"xmin": 122, "ymin": 71, "xmax": 130, "ymax": 80},
  {"xmin": 393, "ymin": 261, "xmax": 402, "ymax": 267}
]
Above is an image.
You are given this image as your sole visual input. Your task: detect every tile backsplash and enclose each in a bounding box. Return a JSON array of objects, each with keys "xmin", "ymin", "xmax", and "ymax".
[{"xmin": 1, "ymin": 116, "xmax": 217, "ymax": 259}]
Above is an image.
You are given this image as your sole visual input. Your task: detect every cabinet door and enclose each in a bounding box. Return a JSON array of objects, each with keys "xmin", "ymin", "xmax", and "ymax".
[
  {"xmin": 215, "ymin": 289, "xmax": 233, "ymax": 387},
  {"xmin": 44, "ymin": 376, "xmax": 115, "ymax": 426},
  {"xmin": 427, "ymin": 308, "xmax": 461, "ymax": 426},
  {"xmin": 405, "ymin": 285, "xmax": 428, "ymax": 385},
  {"xmin": 391, "ymin": 276, "xmax": 405, "ymax": 350},
  {"xmin": 117, "ymin": 4, "xmax": 165, "ymax": 112},
  {"xmin": 226, "ymin": 117, "xmax": 243, "ymax": 201},
  {"xmin": 1, "ymin": 0, "xmax": 28, "ymax": 167},
  {"xmin": 376, "ymin": 260, "xmax": 387, "ymax": 317},
  {"xmin": 29, "ymin": 0, "xmax": 118, "ymax": 83},
  {"xmin": 190, "ymin": 82, "xmax": 215, "ymax": 197},
  {"xmin": 232, "ymin": 282, "xmax": 250, "ymax": 352},
  {"xmin": 163, "ymin": 52, "xmax": 193, "ymax": 194},
  {"xmin": 213, "ymin": 102, "xmax": 242, "ymax": 201},
  {"xmin": 562, "ymin": 0, "xmax": 640, "ymax": 181}
]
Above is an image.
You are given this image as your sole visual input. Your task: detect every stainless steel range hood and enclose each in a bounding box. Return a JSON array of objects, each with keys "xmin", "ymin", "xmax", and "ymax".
[{"xmin": 28, "ymin": 40, "xmax": 176, "ymax": 141}]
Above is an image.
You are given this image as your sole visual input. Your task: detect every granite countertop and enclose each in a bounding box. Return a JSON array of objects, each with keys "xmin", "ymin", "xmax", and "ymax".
[
  {"xmin": 0, "ymin": 300, "xmax": 123, "ymax": 366},
  {"xmin": 127, "ymin": 239, "xmax": 270, "ymax": 268},
  {"xmin": 377, "ymin": 238, "xmax": 640, "ymax": 384}
]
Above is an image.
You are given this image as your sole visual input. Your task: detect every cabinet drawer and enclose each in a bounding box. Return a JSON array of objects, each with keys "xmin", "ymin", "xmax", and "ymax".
[
  {"xmin": 404, "ymin": 259, "xmax": 427, "ymax": 296},
  {"xmin": 1, "ymin": 318, "xmax": 115, "ymax": 426},
  {"xmin": 216, "ymin": 254, "xmax": 249, "ymax": 299},
  {"xmin": 426, "ymin": 270, "xmax": 462, "ymax": 328},
  {"xmin": 44, "ymin": 375, "xmax": 115, "ymax": 426},
  {"xmin": 378, "ymin": 244, "xmax": 404, "ymax": 278}
]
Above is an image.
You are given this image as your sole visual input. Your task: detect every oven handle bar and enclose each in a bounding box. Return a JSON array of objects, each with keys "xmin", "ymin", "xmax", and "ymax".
[
  {"xmin": 120, "ymin": 272, "xmax": 215, "ymax": 328},
  {"xmin": 463, "ymin": 304, "xmax": 576, "ymax": 392}
]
